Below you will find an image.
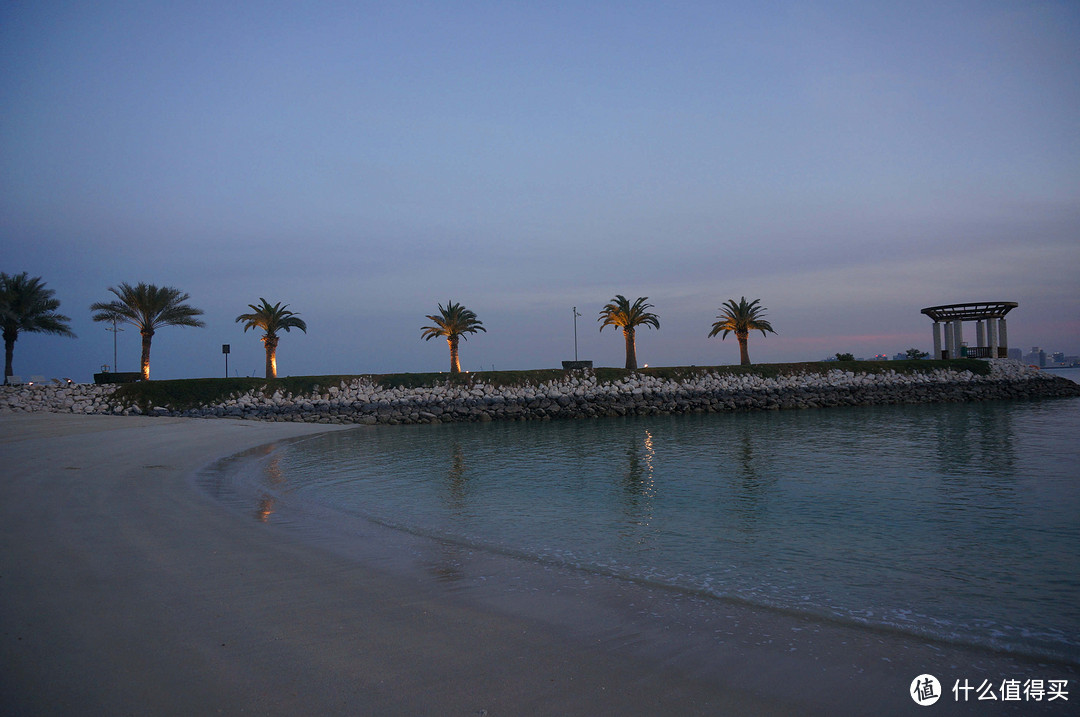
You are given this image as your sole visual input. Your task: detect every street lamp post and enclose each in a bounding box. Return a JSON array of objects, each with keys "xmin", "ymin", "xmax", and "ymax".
[
  {"xmin": 105, "ymin": 316, "xmax": 123, "ymax": 372},
  {"xmin": 572, "ymin": 306, "xmax": 582, "ymax": 361}
]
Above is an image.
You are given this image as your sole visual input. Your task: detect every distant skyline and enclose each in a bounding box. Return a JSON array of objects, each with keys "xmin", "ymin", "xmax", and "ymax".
[{"xmin": 3, "ymin": 1, "xmax": 1078, "ymax": 381}]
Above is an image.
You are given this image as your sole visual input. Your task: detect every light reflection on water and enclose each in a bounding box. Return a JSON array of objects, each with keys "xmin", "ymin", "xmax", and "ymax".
[{"xmin": 247, "ymin": 397, "xmax": 1080, "ymax": 663}]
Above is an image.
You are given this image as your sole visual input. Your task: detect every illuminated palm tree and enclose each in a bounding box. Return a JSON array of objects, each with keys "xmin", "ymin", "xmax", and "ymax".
[
  {"xmin": 598, "ymin": 295, "xmax": 660, "ymax": 370},
  {"xmin": 235, "ymin": 299, "xmax": 307, "ymax": 379},
  {"xmin": 90, "ymin": 282, "xmax": 205, "ymax": 380},
  {"xmin": 709, "ymin": 296, "xmax": 776, "ymax": 366},
  {"xmin": 0, "ymin": 272, "xmax": 76, "ymax": 383},
  {"xmin": 421, "ymin": 300, "xmax": 485, "ymax": 374}
]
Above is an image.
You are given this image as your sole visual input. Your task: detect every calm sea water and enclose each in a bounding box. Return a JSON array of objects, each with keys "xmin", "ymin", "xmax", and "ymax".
[{"xmin": 237, "ymin": 368, "xmax": 1080, "ymax": 664}]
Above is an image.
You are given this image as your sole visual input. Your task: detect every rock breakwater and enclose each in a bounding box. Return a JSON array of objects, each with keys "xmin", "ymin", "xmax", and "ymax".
[{"xmin": 3, "ymin": 361, "xmax": 1077, "ymax": 425}]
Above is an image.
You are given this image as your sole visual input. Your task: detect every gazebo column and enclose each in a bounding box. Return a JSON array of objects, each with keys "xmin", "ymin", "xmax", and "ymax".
[
  {"xmin": 953, "ymin": 321, "xmax": 965, "ymax": 357},
  {"xmin": 987, "ymin": 319, "xmax": 998, "ymax": 359},
  {"xmin": 932, "ymin": 322, "xmax": 942, "ymax": 360},
  {"xmin": 976, "ymin": 320, "xmax": 986, "ymax": 350},
  {"xmin": 998, "ymin": 318, "xmax": 1009, "ymax": 357}
]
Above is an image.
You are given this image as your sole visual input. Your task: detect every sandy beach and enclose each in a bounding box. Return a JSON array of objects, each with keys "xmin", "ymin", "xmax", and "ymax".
[{"xmin": 2, "ymin": 413, "xmax": 1075, "ymax": 716}]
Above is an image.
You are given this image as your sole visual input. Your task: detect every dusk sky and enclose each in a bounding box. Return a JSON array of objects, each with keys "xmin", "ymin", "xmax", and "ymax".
[{"xmin": 3, "ymin": 1, "xmax": 1078, "ymax": 382}]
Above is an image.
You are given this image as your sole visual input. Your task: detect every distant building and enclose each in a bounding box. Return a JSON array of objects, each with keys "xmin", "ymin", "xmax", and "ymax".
[
  {"xmin": 1020, "ymin": 348, "xmax": 1076, "ymax": 366},
  {"xmin": 1008, "ymin": 348, "xmax": 1022, "ymax": 361}
]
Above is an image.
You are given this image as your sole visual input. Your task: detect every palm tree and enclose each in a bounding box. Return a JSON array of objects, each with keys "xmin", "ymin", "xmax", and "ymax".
[
  {"xmin": 0, "ymin": 272, "xmax": 76, "ymax": 383},
  {"xmin": 709, "ymin": 296, "xmax": 776, "ymax": 366},
  {"xmin": 90, "ymin": 282, "xmax": 205, "ymax": 380},
  {"xmin": 235, "ymin": 299, "xmax": 307, "ymax": 379},
  {"xmin": 598, "ymin": 295, "xmax": 660, "ymax": 370},
  {"xmin": 421, "ymin": 300, "xmax": 485, "ymax": 374}
]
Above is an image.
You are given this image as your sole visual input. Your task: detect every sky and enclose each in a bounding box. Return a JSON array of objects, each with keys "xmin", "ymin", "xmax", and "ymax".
[{"xmin": 2, "ymin": 1, "xmax": 1078, "ymax": 382}]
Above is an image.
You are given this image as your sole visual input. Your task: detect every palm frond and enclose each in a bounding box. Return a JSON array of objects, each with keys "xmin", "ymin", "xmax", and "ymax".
[
  {"xmin": 91, "ymin": 282, "xmax": 206, "ymax": 333},
  {"xmin": 597, "ymin": 295, "xmax": 660, "ymax": 332},
  {"xmin": 235, "ymin": 298, "xmax": 307, "ymax": 338},
  {"xmin": 420, "ymin": 300, "xmax": 485, "ymax": 341},
  {"xmin": 0, "ymin": 272, "xmax": 76, "ymax": 338},
  {"xmin": 708, "ymin": 296, "xmax": 777, "ymax": 339}
]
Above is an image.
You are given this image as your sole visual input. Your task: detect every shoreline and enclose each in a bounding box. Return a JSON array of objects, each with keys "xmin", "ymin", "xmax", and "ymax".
[
  {"xmin": 3, "ymin": 413, "xmax": 1076, "ymax": 715},
  {"xmin": 207, "ymin": 422, "xmax": 1079, "ymax": 669},
  {"xmin": 4, "ymin": 359, "xmax": 1079, "ymax": 426}
]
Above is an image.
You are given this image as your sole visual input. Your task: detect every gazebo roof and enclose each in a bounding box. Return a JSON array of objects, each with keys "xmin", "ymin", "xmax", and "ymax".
[{"xmin": 921, "ymin": 302, "xmax": 1018, "ymax": 322}]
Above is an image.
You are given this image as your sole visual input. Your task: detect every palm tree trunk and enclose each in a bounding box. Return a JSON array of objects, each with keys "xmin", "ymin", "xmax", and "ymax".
[
  {"xmin": 448, "ymin": 335, "xmax": 460, "ymax": 373},
  {"xmin": 264, "ymin": 335, "xmax": 279, "ymax": 379},
  {"xmin": 623, "ymin": 328, "xmax": 637, "ymax": 370},
  {"xmin": 140, "ymin": 329, "xmax": 154, "ymax": 380},
  {"xmin": 3, "ymin": 328, "xmax": 15, "ymax": 382},
  {"xmin": 737, "ymin": 332, "xmax": 750, "ymax": 366}
]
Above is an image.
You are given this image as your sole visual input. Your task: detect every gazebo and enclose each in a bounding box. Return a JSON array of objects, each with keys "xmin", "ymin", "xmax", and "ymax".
[{"xmin": 921, "ymin": 302, "xmax": 1017, "ymax": 359}]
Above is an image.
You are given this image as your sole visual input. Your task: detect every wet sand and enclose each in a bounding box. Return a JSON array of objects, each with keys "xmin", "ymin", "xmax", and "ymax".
[{"xmin": 1, "ymin": 413, "xmax": 1075, "ymax": 715}]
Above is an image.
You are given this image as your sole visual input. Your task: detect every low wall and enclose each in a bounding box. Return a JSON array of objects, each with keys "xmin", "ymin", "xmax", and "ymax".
[
  {"xmin": 3, "ymin": 360, "xmax": 1077, "ymax": 426},
  {"xmin": 93, "ymin": 371, "xmax": 142, "ymax": 384}
]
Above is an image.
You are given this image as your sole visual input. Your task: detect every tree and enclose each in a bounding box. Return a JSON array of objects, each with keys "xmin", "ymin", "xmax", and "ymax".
[
  {"xmin": 835, "ymin": 352, "xmax": 855, "ymax": 362},
  {"xmin": 421, "ymin": 300, "xmax": 485, "ymax": 374},
  {"xmin": 235, "ymin": 299, "xmax": 307, "ymax": 379},
  {"xmin": 598, "ymin": 295, "xmax": 660, "ymax": 370},
  {"xmin": 0, "ymin": 272, "xmax": 76, "ymax": 383},
  {"xmin": 708, "ymin": 297, "xmax": 776, "ymax": 366},
  {"xmin": 905, "ymin": 347, "xmax": 929, "ymax": 360},
  {"xmin": 90, "ymin": 283, "xmax": 205, "ymax": 380}
]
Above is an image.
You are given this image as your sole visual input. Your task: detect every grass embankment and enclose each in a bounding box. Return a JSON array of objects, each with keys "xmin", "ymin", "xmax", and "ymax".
[{"xmin": 108, "ymin": 359, "xmax": 991, "ymax": 412}]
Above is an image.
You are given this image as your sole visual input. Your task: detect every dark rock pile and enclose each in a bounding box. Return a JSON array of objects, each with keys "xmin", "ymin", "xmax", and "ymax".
[{"xmin": 4, "ymin": 360, "xmax": 1076, "ymax": 426}]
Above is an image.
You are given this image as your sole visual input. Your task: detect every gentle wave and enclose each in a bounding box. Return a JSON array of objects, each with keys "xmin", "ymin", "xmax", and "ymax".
[{"xmin": 211, "ymin": 398, "xmax": 1080, "ymax": 665}]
